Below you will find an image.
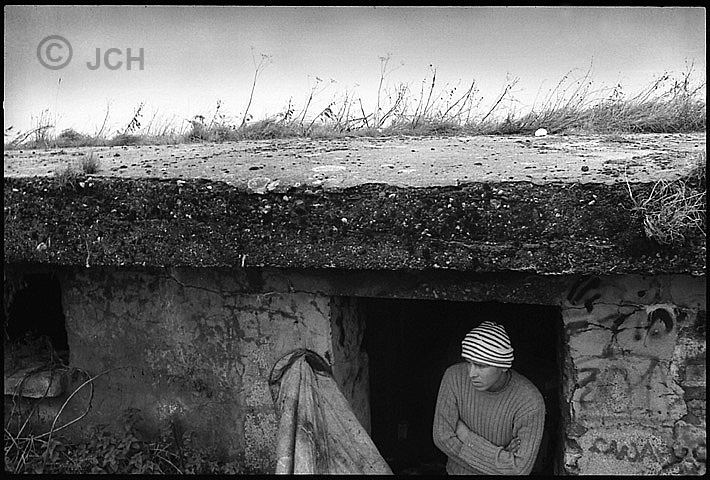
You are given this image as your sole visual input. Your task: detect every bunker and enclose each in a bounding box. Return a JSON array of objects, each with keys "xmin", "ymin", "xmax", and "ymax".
[{"xmin": 4, "ymin": 134, "xmax": 706, "ymax": 474}]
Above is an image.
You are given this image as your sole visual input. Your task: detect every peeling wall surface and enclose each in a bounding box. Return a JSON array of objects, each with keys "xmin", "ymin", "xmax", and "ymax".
[
  {"xmin": 329, "ymin": 296, "xmax": 370, "ymax": 433},
  {"xmin": 57, "ymin": 268, "xmax": 368, "ymax": 472},
  {"xmin": 561, "ymin": 275, "xmax": 706, "ymax": 475}
]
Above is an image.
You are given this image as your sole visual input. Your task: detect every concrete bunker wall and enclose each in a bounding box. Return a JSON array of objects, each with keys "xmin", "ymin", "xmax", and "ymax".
[
  {"xmin": 5, "ymin": 266, "xmax": 705, "ymax": 474},
  {"xmin": 56, "ymin": 268, "xmax": 368, "ymax": 473},
  {"xmin": 561, "ymin": 275, "xmax": 706, "ymax": 475}
]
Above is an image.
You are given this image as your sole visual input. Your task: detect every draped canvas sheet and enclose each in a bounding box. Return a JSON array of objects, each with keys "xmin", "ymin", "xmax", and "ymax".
[{"xmin": 268, "ymin": 349, "xmax": 393, "ymax": 474}]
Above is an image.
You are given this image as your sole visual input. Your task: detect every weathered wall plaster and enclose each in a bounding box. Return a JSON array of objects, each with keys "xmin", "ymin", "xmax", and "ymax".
[
  {"xmin": 58, "ymin": 268, "xmax": 368, "ymax": 472},
  {"xmin": 560, "ymin": 274, "xmax": 706, "ymax": 475},
  {"xmin": 329, "ymin": 296, "xmax": 371, "ymax": 433}
]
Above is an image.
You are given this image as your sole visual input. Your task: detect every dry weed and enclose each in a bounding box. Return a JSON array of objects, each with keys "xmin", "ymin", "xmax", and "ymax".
[{"xmin": 627, "ymin": 152, "xmax": 706, "ymax": 245}]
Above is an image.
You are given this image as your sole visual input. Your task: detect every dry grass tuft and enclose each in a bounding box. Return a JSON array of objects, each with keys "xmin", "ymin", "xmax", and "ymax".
[
  {"xmin": 80, "ymin": 152, "xmax": 100, "ymax": 174},
  {"xmin": 53, "ymin": 165, "xmax": 82, "ymax": 190},
  {"xmin": 627, "ymin": 152, "xmax": 706, "ymax": 245}
]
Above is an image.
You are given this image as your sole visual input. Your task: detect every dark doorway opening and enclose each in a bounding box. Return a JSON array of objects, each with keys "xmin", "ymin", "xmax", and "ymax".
[
  {"xmin": 362, "ymin": 299, "xmax": 562, "ymax": 475},
  {"xmin": 4, "ymin": 273, "xmax": 69, "ymax": 367}
]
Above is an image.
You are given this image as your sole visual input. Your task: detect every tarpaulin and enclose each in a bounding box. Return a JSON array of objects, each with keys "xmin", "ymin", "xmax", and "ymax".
[{"xmin": 268, "ymin": 349, "xmax": 393, "ymax": 474}]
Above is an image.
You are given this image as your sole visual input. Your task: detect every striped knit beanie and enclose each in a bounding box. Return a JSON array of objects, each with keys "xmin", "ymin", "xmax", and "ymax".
[{"xmin": 461, "ymin": 321, "xmax": 514, "ymax": 368}]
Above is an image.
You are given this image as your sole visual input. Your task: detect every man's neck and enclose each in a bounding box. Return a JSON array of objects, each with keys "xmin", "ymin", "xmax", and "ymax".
[{"xmin": 487, "ymin": 369, "xmax": 511, "ymax": 392}]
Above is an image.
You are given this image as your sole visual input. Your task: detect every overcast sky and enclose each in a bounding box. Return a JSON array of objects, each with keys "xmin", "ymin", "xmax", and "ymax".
[{"xmin": 4, "ymin": 6, "xmax": 706, "ymax": 135}]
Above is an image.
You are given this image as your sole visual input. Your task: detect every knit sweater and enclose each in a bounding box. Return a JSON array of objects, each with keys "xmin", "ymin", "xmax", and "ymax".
[{"xmin": 432, "ymin": 363, "xmax": 545, "ymax": 475}]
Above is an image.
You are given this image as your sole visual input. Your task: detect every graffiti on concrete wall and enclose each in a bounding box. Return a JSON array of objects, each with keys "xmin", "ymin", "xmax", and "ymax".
[
  {"xmin": 562, "ymin": 274, "xmax": 706, "ymax": 475},
  {"xmin": 566, "ymin": 275, "xmax": 675, "ymax": 337},
  {"xmin": 588, "ymin": 437, "xmax": 662, "ymax": 463},
  {"xmin": 575, "ymin": 428, "xmax": 676, "ymax": 475},
  {"xmin": 563, "ymin": 275, "xmax": 687, "ymax": 423}
]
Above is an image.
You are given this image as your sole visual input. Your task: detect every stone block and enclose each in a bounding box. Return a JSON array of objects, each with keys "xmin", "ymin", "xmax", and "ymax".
[
  {"xmin": 672, "ymin": 420, "xmax": 706, "ymax": 459},
  {"xmin": 682, "ymin": 363, "xmax": 706, "ymax": 387},
  {"xmin": 685, "ymin": 400, "xmax": 706, "ymax": 420},
  {"xmin": 4, "ymin": 363, "xmax": 66, "ymax": 398},
  {"xmin": 668, "ymin": 420, "xmax": 707, "ymax": 475}
]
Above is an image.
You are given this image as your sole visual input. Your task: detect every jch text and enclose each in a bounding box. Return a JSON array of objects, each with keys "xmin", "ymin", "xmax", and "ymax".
[{"xmin": 87, "ymin": 48, "xmax": 145, "ymax": 70}]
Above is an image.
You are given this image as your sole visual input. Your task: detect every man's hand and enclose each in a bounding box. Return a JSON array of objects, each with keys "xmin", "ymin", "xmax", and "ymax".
[{"xmin": 504, "ymin": 437, "xmax": 521, "ymax": 454}]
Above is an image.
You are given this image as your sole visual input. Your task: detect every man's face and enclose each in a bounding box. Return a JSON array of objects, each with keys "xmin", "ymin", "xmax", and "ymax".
[{"xmin": 467, "ymin": 360, "xmax": 507, "ymax": 391}]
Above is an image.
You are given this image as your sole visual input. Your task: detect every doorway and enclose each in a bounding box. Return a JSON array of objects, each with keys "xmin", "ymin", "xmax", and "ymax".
[
  {"xmin": 4, "ymin": 272, "xmax": 69, "ymax": 368},
  {"xmin": 362, "ymin": 298, "xmax": 562, "ymax": 475}
]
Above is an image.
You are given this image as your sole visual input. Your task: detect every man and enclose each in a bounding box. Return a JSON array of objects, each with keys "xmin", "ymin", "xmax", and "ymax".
[{"xmin": 433, "ymin": 321, "xmax": 545, "ymax": 475}]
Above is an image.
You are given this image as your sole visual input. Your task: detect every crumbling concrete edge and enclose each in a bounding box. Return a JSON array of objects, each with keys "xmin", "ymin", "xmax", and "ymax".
[{"xmin": 4, "ymin": 177, "xmax": 706, "ymax": 275}]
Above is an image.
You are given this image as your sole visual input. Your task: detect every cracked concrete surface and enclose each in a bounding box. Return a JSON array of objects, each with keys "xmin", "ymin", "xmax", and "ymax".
[{"xmin": 4, "ymin": 133, "xmax": 705, "ymax": 188}]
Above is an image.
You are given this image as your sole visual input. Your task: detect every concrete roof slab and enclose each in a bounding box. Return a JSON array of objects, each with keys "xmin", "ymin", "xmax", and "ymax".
[
  {"xmin": 4, "ymin": 133, "xmax": 705, "ymax": 189},
  {"xmin": 4, "ymin": 134, "xmax": 706, "ymax": 275}
]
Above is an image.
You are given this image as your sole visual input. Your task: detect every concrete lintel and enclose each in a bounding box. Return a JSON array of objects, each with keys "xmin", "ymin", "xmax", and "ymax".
[{"xmin": 3, "ymin": 177, "xmax": 705, "ymax": 274}]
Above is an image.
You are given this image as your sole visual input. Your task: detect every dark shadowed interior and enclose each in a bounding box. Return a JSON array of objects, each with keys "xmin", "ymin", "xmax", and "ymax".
[
  {"xmin": 4, "ymin": 273, "xmax": 69, "ymax": 360},
  {"xmin": 362, "ymin": 298, "xmax": 562, "ymax": 475}
]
